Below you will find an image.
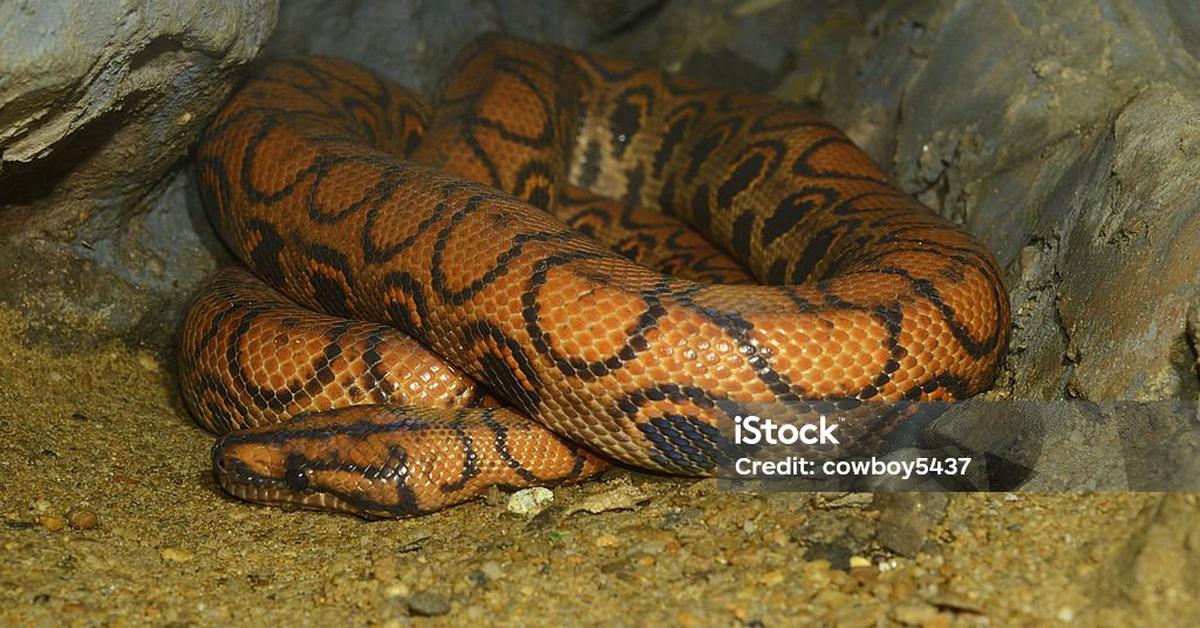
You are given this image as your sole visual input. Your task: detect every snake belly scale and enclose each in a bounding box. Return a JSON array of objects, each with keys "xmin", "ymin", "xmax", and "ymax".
[{"xmin": 179, "ymin": 34, "xmax": 1009, "ymax": 517}]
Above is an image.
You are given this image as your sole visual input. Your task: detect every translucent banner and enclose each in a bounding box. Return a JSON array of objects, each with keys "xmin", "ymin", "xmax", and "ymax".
[{"xmin": 712, "ymin": 400, "xmax": 1200, "ymax": 491}]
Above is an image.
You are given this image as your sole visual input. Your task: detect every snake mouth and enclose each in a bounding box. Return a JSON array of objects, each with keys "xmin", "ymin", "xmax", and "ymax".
[
  {"xmin": 216, "ymin": 474, "xmax": 363, "ymax": 515},
  {"xmin": 210, "ymin": 433, "xmax": 372, "ymax": 516},
  {"xmin": 209, "ymin": 431, "xmax": 423, "ymax": 519}
]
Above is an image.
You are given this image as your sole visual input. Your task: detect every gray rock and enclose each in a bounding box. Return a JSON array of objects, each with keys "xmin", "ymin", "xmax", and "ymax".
[
  {"xmin": 1001, "ymin": 81, "xmax": 1200, "ymax": 401},
  {"xmin": 267, "ymin": 0, "xmax": 665, "ymax": 95},
  {"xmin": 406, "ymin": 590, "xmax": 451, "ymax": 616},
  {"xmin": 873, "ymin": 493, "xmax": 949, "ymax": 558},
  {"xmin": 925, "ymin": 399, "xmax": 1200, "ymax": 491},
  {"xmin": 0, "ymin": 0, "xmax": 276, "ymax": 349},
  {"xmin": 801, "ymin": 541, "xmax": 852, "ymax": 571}
]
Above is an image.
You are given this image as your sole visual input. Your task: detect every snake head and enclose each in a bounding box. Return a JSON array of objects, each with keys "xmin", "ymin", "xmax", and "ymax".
[{"xmin": 209, "ymin": 408, "xmax": 428, "ymax": 519}]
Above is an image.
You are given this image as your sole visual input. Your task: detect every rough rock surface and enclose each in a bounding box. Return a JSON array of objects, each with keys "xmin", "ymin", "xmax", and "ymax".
[
  {"xmin": 1001, "ymin": 82, "xmax": 1200, "ymax": 401},
  {"xmin": 268, "ymin": 0, "xmax": 666, "ymax": 94},
  {"xmin": 0, "ymin": 0, "xmax": 277, "ymax": 349},
  {"xmin": 1094, "ymin": 494, "xmax": 1200, "ymax": 622}
]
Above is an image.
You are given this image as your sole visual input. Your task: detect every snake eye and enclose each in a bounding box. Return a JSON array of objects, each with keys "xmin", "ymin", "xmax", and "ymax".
[{"xmin": 284, "ymin": 467, "xmax": 309, "ymax": 491}]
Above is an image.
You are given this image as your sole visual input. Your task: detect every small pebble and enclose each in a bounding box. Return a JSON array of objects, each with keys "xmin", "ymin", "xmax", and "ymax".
[
  {"xmin": 373, "ymin": 556, "xmax": 398, "ymax": 581},
  {"xmin": 599, "ymin": 558, "xmax": 635, "ymax": 578},
  {"xmin": 759, "ymin": 570, "xmax": 785, "ymax": 586},
  {"xmin": 39, "ymin": 514, "xmax": 66, "ymax": 532},
  {"xmin": 479, "ymin": 561, "xmax": 504, "ymax": 581},
  {"xmin": 594, "ymin": 532, "xmax": 621, "ymax": 548},
  {"xmin": 467, "ymin": 570, "xmax": 488, "ymax": 586},
  {"xmin": 482, "ymin": 485, "xmax": 506, "ymax": 507},
  {"xmin": 383, "ymin": 582, "xmax": 410, "ymax": 599},
  {"xmin": 406, "ymin": 591, "xmax": 450, "ymax": 616},
  {"xmin": 566, "ymin": 483, "xmax": 649, "ymax": 515},
  {"xmin": 823, "ymin": 493, "xmax": 874, "ymax": 508},
  {"xmin": 890, "ymin": 601, "xmax": 940, "ymax": 626},
  {"xmin": 849, "ymin": 566, "xmax": 877, "ymax": 586},
  {"xmin": 160, "ymin": 547, "xmax": 194, "ymax": 563},
  {"xmin": 828, "ymin": 602, "xmax": 882, "ymax": 627},
  {"xmin": 136, "ymin": 352, "xmax": 160, "ymax": 372},
  {"xmin": 802, "ymin": 542, "xmax": 851, "ymax": 570},
  {"xmin": 874, "ymin": 493, "xmax": 949, "ymax": 558},
  {"xmin": 926, "ymin": 593, "xmax": 984, "ymax": 615},
  {"xmin": 507, "ymin": 487, "xmax": 554, "ymax": 517},
  {"xmin": 67, "ymin": 508, "xmax": 98, "ymax": 530},
  {"xmin": 640, "ymin": 539, "xmax": 667, "ymax": 555}
]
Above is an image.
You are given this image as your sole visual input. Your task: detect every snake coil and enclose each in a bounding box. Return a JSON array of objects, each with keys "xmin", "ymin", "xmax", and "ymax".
[{"xmin": 179, "ymin": 35, "xmax": 1009, "ymax": 517}]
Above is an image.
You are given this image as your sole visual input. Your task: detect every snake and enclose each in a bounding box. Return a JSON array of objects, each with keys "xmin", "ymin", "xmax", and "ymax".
[{"xmin": 180, "ymin": 34, "xmax": 1010, "ymax": 518}]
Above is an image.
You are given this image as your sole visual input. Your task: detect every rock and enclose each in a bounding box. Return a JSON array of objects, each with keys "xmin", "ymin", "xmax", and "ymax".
[
  {"xmin": 159, "ymin": 547, "xmax": 194, "ymax": 563},
  {"xmin": 38, "ymin": 514, "xmax": 65, "ymax": 532},
  {"xmin": 479, "ymin": 561, "xmax": 504, "ymax": 582},
  {"xmin": 827, "ymin": 601, "xmax": 884, "ymax": 628},
  {"xmin": 874, "ymin": 493, "xmax": 949, "ymax": 558},
  {"xmin": 926, "ymin": 398, "xmax": 1200, "ymax": 491},
  {"xmin": 506, "ymin": 487, "xmax": 555, "ymax": 517},
  {"xmin": 802, "ymin": 542, "xmax": 852, "ymax": 571},
  {"xmin": 821, "ymin": 493, "xmax": 875, "ymax": 509},
  {"xmin": 1091, "ymin": 494, "xmax": 1200, "ymax": 621},
  {"xmin": 758, "ymin": 569, "xmax": 785, "ymax": 586},
  {"xmin": 268, "ymin": 0, "xmax": 664, "ymax": 94},
  {"xmin": 406, "ymin": 591, "xmax": 451, "ymax": 616},
  {"xmin": 0, "ymin": 1, "xmax": 276, "ymax": 350},
  {"xmin": 372, "ymin": 556, "xmax": 398, "ymax": 582},
  {"xmin": 999, "ymin": 80, "xmax": 1200, "ymax": 401},
  {"xmin": 889, "ymin": 601, "xmax": 941, "ymax": 626},
  {"xmin": 382, "ymin": 582, "xmax": 410, "ymax": 600},
  {"xmin": 66, "ymin": 508, "xmax": 98, "ymax": 530},
  {"xmin": 591, "ymin": 0, "xmax": 859, "ymax": 93},
  {"xmin": 565, "ymin": 482, "xmax": 650, "ymax": 516},
  {"xmin": 925, "ymin": 593, "xmax": 984, "ymax": 615}
]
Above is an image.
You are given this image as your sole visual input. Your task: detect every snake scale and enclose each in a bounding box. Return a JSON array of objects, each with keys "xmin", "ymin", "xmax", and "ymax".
[{"xmin": 180, "ymin": 35, "xmax": 1009, "ymax": 517}]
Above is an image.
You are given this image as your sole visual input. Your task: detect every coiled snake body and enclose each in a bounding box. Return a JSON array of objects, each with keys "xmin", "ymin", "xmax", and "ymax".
[{"xmin": 180, "ymin": 35, "xmax": 1009, "ymax": 517}]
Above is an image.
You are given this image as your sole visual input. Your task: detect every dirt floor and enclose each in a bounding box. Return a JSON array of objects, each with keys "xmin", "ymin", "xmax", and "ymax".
[{"xmin": 0, "ymin": 305, "xmax": 1186, "ymax": 626}]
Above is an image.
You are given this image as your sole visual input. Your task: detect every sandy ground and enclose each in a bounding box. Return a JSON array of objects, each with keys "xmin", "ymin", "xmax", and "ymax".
[{"xmin": 0, "ymin": 306, "xmax": 1185, "ymax": 626}]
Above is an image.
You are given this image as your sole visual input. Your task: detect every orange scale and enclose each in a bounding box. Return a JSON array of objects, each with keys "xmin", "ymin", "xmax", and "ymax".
[{"xmin": 279, "ymin": 361, "xmax": 298, "ymax": 378}]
